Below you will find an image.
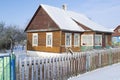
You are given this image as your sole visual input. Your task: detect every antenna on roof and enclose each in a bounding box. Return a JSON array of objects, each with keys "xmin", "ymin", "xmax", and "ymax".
[{"xmin": 62, "ymin": 4, "xmax": 67, "ymax": 11}]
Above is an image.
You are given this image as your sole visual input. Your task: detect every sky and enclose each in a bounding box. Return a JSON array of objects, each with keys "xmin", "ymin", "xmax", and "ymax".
[{"xmin": 0, "ymin": 0, "xmax": 120, "ymax": 29}]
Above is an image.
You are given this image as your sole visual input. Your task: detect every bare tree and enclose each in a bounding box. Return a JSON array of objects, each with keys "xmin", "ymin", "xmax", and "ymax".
[
  {"xmin": 0, "ymin": 22, "xmax": 4, "ymax": 32},
  {"xmin": 0, "ymin": 22, "xmax": 26, "ymax": 52}
]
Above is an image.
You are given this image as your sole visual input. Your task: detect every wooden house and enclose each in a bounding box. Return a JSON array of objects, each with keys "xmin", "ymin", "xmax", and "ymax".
[
  {"xmin": 25, "ymin": 4, "xmax": 112, "ymax": 53},
  {"xmin": 112, "ymin": 25, "xmax": 120, "ymax": 46}
]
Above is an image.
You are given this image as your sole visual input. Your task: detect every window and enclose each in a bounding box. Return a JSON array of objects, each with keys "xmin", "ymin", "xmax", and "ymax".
[
  {"xmin": 65, "ymin": 33, "xmax": 72, "ymax": 47},
  {"xmin": 95, "ymin": 34, "xmax": 102, "ymax": 46},
  {"xmin": 81, "ymin": 34, "xmax": 93, "ymax": 46},
  {"xmin": 46, "ymin": 32, "xmax": 52, "ymax": 47},
  {"xmin": 32, "ymin": 33, "xmax": 38, "ymax": 46},
  {"xmin": 112, "ymin": 37, "xmax": 117, "ymax": 43},
  {"xmin": 74, "ymin": 33, "xmax": 80, "ymax": 47}
]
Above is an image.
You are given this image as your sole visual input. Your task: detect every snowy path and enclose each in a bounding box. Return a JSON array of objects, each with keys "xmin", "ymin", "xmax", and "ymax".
[{"xmin": 68, "ymin": 63, "xmax": 120, "ymax": 80}]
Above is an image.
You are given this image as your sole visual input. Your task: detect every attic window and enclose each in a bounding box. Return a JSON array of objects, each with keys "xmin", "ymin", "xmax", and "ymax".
[{"xmin": 32, "ymin": 33, "xmax": 38, "ymax": 46}]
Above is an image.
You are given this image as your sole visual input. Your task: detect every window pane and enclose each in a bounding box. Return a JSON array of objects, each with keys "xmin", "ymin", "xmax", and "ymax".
[
  {"xmin": 95, "ymin": 35, "xmax": 102, "ymax": 46},
  {"xmin": 74, "ymin": 34, "xmax": 80, "ymax": 46},
  {"xmin": 46, "ymin": 33, "xmax": 52, "ymax": 47},
  {"xmin": 32, "ymin": 33, "xmax": 38, "ymax": 46},
  {"xmin": 81, "ymin": 35, "xmax": 93, "ymax": 46},
  {"xmin": 65, "ymin": 33, "xmax": 71, "ymax": 47},
  {"xmin": 48, "ymin": 35, "xmax": 52, "ymax": 45}
]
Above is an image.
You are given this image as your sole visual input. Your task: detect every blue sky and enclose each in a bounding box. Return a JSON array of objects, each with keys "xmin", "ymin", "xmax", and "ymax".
[{"xmin": 0, "ymin": 0, "xmax": 120, "ymax": 29}]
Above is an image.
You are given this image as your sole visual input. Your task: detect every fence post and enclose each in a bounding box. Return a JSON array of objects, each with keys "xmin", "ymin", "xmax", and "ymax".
[
  {"xmin": 10, "ymin": 52, "xmax": 16, "ymax": 80},
  {"xmin": 109, "ymin": 49, "xmax": 112, "ymax": 65},
  {"xmin": 86, "ymin": 53, "xmax": 90, "ymax": 72},
  {"xmin": 98, "ymin": 51, "xmax": 102, "ymax": 67}
]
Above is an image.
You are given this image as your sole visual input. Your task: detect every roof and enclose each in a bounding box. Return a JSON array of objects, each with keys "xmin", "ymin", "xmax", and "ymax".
[
  {"xmin": 112, "ymin": 25, "xmax": 120, "ymax": 36},
  {"xmin": 25, "ymin": 4, "xmax": 112, "ymax": 33},
  {"xmin": 113, "ymin": 25, "xmax": 120, "ymax": 31},
  {"xmin": 41, "ymin": 4, "xmax": 84, "ymax": 32},
  {"xmin": 67, "ymin": 11, "xmax": 112, "ymax": 32}
]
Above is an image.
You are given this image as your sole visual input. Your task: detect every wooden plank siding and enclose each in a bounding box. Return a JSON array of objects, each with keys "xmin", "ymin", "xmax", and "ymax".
[
  {"xmin": 105, "ymin": 34, "xmax": 112, "ymax": 46},
  {"xmin": 60, "ymin": 31, "xmax": 81, "ymax": 52},
  {"xmin": 27, "ymin": 31, "xmax": 61, "ymax": 53},
  {"xmin": 112, "ymin": 25, "xmax": 120, "ymax": 36},
  {"xmin": 27, "ymin": 31, "xmax": 82, "ymax": 53},
  {"xmin": 26, "ymin": 6, "xmax": 59, "ymax": 31}
]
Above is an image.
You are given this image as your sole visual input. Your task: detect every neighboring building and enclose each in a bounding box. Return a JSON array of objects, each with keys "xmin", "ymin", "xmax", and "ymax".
[
  {"xmin": 112, "ymin": 25, "xmax": 120, "ymax": 46},
  {"xmin": 25, "ymin": 4, "xmax": 112, "ymax": 53}
]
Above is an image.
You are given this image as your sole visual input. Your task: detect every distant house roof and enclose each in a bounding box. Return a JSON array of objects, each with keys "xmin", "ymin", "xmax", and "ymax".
[
  {"xmin": 112, "ymin": 25, "xmax": 120, "ymax": 36},
  {"xmin": 25, "ymin": 4, "xmax": 112, "ymax": 33},
  {"xmin": 113, "ymin": 25, "xmax": 120, "ymax": 31}
]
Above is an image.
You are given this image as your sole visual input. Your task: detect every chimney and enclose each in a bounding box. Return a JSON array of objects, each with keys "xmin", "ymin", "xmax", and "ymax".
[{"xmin": 62, "ymin": 4, "xmax": 67, "ymax": 11}]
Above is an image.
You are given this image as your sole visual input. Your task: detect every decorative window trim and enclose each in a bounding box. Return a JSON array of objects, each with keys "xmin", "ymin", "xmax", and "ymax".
[
  {"xmin": 81, "ymin": 34, "xmax": 93, "ymax": 46},
  {"xmin": 46, "ymin": 32, "xmax": 53, "ymax": 47},
  {"xmin": 65, "ymin": 33, "xmax": 72, "ymax": 47},
  {"xmin": 74, "ymin": 33, "xmax": 80, "ymax": 47},
  {"xmin": 32, "ymin": 33, "xmax": 38, "ymax": 46}
]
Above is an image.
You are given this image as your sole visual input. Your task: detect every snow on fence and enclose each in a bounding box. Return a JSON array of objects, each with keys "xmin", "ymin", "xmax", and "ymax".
[{"xmin": 16, "ymin": 48, "xmax": 120, "ymax": 80}]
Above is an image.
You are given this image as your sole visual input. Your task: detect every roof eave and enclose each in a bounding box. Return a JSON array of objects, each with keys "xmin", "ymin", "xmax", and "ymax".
[
  {"xmin": 26, "ymin": 29, "xmax": 60, "ymax": 32},
  {"xmin": 61, "ymin": 29, "xmax": 84, "ymax": 32},
  {"xmin": 94, "ymin": 30, "xmax": 113, "ymax": 33}
]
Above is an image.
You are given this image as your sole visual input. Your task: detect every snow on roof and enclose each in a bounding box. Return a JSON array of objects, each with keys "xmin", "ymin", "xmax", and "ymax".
[
  {"xmin": 41, "ymin": 4, "xmax": 84, "ymax": 32},
  {"xmin": 41, "ymin": 4, "xmax": 112, "ymax": 33},
  {"xmin": 67, "ymin": 11, "xmax": 112, "ymax": 32}
]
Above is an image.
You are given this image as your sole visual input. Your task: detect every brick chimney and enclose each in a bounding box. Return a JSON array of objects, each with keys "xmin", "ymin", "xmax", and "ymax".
[{"xmin": 62, "ymin": 4, "xmax": 67, "ymax": 11}]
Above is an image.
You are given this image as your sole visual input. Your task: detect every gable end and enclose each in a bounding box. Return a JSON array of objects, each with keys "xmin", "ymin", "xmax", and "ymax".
[{"xmin": 25, "ymin": 5, "xmax": 60, "ymax": 32}]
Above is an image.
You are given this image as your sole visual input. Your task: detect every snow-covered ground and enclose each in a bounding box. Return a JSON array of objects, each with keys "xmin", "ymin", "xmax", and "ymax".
[
  {"xmin": 4, "ymin": 45, "xmax": 27, "ymax": 59},
  {"xmin": 68, "ymin": 63, "xmax": 120, "ymax": 80},
  {"xmin": 3, "ymin": 46, "xmax": 120, "ymax": 80},
  {"xmin": 27, "ymin": 50, "xmax": 70, "ymax": 58}
]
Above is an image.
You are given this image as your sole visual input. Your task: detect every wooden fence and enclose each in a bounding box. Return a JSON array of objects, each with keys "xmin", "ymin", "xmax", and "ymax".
[{"xmin": 16, "ymin": 48, "xmax": 120, "ymax": 80}]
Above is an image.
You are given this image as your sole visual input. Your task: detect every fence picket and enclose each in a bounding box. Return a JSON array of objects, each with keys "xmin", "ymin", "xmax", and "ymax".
[
  {"xmin": 35, "ymin": 58, "xmax": 38, "ymax": 80},
  {"xmin": 16, "ymin": 48, "xmax": 120, "ymax": 80},
  {"xmin": 22, "ymin": 61, "xmax": 25, "ymax": 80},
  {"xmin": 31, "ymin": 58, "xmax": 34, "ymax": 80},
  {"xmin": 40, "ymin": 59, "xmax": 43, "ymax": 80},
  {"xmin": 43, "ymin": 58, "xmax": 47, "ymax": 80},
  {"xmin": 26, "ymin": 58, "xmax": 29, "ymax": 80}
]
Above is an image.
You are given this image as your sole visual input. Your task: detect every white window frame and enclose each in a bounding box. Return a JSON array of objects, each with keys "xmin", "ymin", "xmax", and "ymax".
[
  {"xmin": 46, "ymin": 32, "xmax": 53, "ymax": 47},
  {"xmin": 32, "ymin": 33, "xmax": 38, "ymax": 46},
  {"xmin": 81, "ymin": 34, "xmax": 93, "ymax": 46},
  {"xmin": 65, "ymin": 33, "xmax": 72, "ymax": 47},
  {"xmin": 95, "ymin": 34, "xmax": 102, "ymax": 46},
  {"xmin": 74, "ymin": 33, "xmax": 80, "ymax": 47}
]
